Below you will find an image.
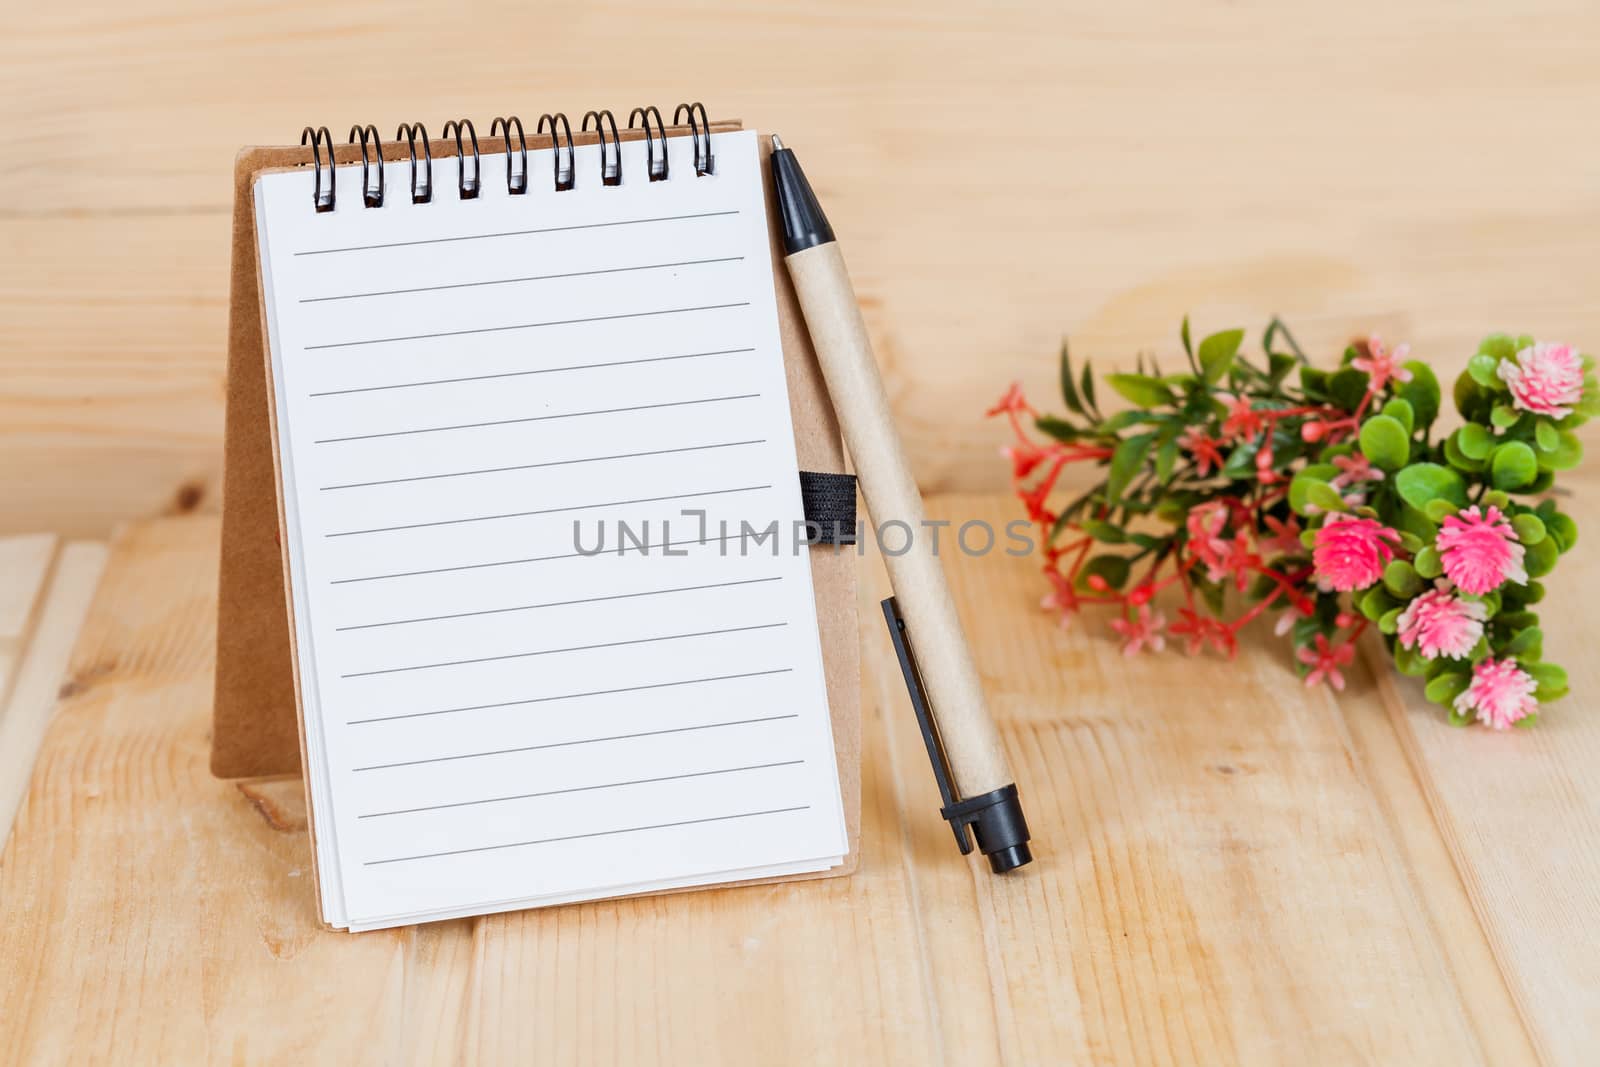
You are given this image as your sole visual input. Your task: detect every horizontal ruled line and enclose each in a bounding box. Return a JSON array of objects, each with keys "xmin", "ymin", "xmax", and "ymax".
[
  {"xmin": 351, "ymin": 713, "xmax": 798, "ymax": 770},
  {"xmin": 337, "ymin": 577, "xmax": 782, "ymax": 631},
  {"xmin": 300, "ymin": 256, "xmax": 744, "ymax": 303},
  {"xmin": 357, "ymin": 760, "xmax": 804, "ymax": 819},
  {"xmin": 314, "ymin": 393, "xmax": 758, "ymax": 444},
  {"xmin": 320, "ymin": 439, "xmax": 765, "ymax": 491},
  {"xmin": 364, "ymin": 806, "xmax": 812, "ymax": 865},
  {"xmin": 307, "ymin": 348, "xmax": 755, "ymax": 398},
  {"xmin": 341, "ymin": 621, "xmax": 788, "ymax": 678},
  {"xmin": 304, "ymin": 302, "xmax": 749, "ymax": 350},
  {"xmin": 325, "ymin": 484, "xmax": 770, "ymax": 538},
  {"xmin": 346, "ymin": 668, "xmax": 794, "ymax": 725},
  {"xmin": 330, "ymin": 532, "xmax": 741, "ymax": 585},
  {"xmin": 295, "ymin": 209, "xmax": 741, "ymax": 256}
]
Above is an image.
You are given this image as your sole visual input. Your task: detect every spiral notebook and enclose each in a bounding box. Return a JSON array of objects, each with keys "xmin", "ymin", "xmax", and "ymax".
[{"xmin": 212, "ymin": 109, "xmax": 860, "ymax": 931}]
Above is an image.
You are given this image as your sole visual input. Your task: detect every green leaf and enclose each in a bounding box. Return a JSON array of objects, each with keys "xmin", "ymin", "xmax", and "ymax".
[
  {"xmin": 1511, "ymin": 514, "xmax": 1546, "ymax": 545},
  {"xmin": 1490, "ymin": 440, "xmax": 1538, "ymax": 490},
  {"xmin": 1381, "ymin": 397, "xmax": 1415, "ymax": 436},
  {"xmin": 1379, "ymin": 607, "xmax": 1403, "ymax": 635},
  {"xmin": 1547, "ymin": 512, "xmax": 1578, "ymax": 553},
  {"xmin": 1383, "ymin": 560, "xmax": 1422, "ymax": 598},
  {"xmin": 1105, "ymin": 373, "xmax": 1175, "ymax": 409},
  {"xmin": 1447, "ymin": 708, "xmax": 1475, "ymax": 727},
  {"xmin": 1398, "ymin": 361, "xmax": 1441, "ymax": 428},
  {"xmin": 1105, "ymin": 433, "xmax": 1155, "ymax": 505},
  {"xmin": 1468, "ymin": 352, "xmax": 1502, "ymax": 388},
  {"xmin": 1479, "ymin": 333, "xmax": 1517, "ymax": 361},
  {"xmin": 1198, "ymin": 328, "xmax": 1245, "ymax": 385},
  {"xmin": 1535, "ymin": 420, "xmax": 1560, "ymax": 452},
  {"xmin": 1507, "ymin": 626, "xmax": 1543, "ymax": 660},
  {"xmin": 1180, "ymin": 316, "xmax": 1194, "ymax": 361},
  {"xmin": 1034, "ymin": 415, "xmax": 1080, "ymax": 442},
  {"xmin": 1395, "ymin": 462, "xmax": 1467, "ymax": 510},
  {"xmin": 1059, "ymin": 341, "xmax": 1084, "ymax": 416},
  {"xmin": 1075, "ymin": 553, "xmax": 1131, "ymax": 592},
  {"xmin": 1524, "ymin": 661, "xmax": 1569, "ymax": 702},
  {"xmin": 1394, "ymin": 641, "xmax": 1428, "ymax": 678},
  {"xmin": 1414, "ymin": 544, "xmax": 1443, "ymax": 579},
  {"xmin": 1537, "ymin": 430, "xmax": 1583, "ymax": 472},
  {"xmin": 1359, "ymin": 414, "xmax": 1410, "ymax": 470},
  {"xmin": 1155, "ymin": 434, "xmax": 1180, "ymax": 484},
  {"xmin": 1329, "ymin": 367, "xmax": 1370, "ymax": 412},
  {"xmin": 1360, "ymin": 586, "xmax": 1399, "ymax": 621},
  {"xmin": 1080, "ymin": 519, "xmax": 1127, "ymax": 543},
  {"xmin": 1524, "ymin": 534, "xmax": 1558, "ymax": 579},
  {"xmin": 1490, "ymin": 403, "xmax": 1519, "ymax": 429},
  {"xmin": 1455, "ymin": 423, "xmax": 1493, "ymax": 461},
  {"xmin": 1425, "ymin": 671, "xmax": 1471, "ymax": 706},
  {"xmin": 1081, "ymin": 360, "xmax": 1098, "ymax": 416},
  {"xmin": 1421, "ymin": 499, "xmax": 1456, "ymax": 524},
  {"xmin": 1267, "ymin": 352, "xmax": 1296, "ymax": 387}
]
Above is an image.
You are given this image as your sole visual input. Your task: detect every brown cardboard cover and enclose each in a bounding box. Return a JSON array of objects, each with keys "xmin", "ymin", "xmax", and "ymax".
[{"xmin": 211, "ymin": 122, "xmax": 861, "ymax": 896}]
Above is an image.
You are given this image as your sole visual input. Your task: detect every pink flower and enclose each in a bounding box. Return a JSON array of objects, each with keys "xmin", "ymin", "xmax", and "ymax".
[
  {"xmin": 1110, "ymin": 604, "xmax": 1167, "ymax": 657},
  {"xmin": 1185, "ymin": 500, "xmax": 1232, "ymax": 579},
  {"xmin": 1171, "ymin": 608, "xmax": 1237, "ymax": 658},
  {"xmin": 1454, "ymin": 656, "xmax": 1538, "ymax": 730},
  {"xmin": 1178, "ymin": 427, "xmax": 1225, "ymax": 477},
  {"xmin": 1221, "ymin": 395, "xmax": 1266, "ymax": 441},
  {"xmin": 1039, "ymin": 568, "xmax": 1079, "ymax": 630},
  {"xmin": 1260, "ymin": 514, "xmax": 1303, "ymax": 557},
  {"xmin": 1395, "ymin": 584, "xmax": 1486, "ymax": 660},
  {"xmin": 1330, "ymin": 451, "xmax": 1384, "ymax": 490},
  {"xmin": 1353, "ymin": 335, "xmax": 1414, "ymax": 392},
  {"xmin": 1436, "ymin": 505, "xmax": 1527, "ymax": 595},
  {"xmin": 1311, "ymin": 513, "xmax": 1401, "ymax": 592},
  {"xmin": 1497, "ymin": 342, "xmax": 1585, "ymax": 419},
  {"xmin": 1297, "ymin": 634, "xmax": 1356, "ymax": 690}
]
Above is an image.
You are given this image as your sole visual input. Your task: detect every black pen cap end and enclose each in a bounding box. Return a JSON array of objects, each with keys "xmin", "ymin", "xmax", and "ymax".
[
  {"xmin": 967, "ymin": 783, "xmax": 1034, "ymax": 874},
  {"xmin": 770, "ymin": 137, "xmax": 835, "ymax": 255}
]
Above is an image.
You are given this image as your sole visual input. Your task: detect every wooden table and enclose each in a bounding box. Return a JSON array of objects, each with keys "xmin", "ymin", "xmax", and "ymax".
[{"xmin": 3, "ymin": 489, "xmax": 1597, "ymax": 1065}]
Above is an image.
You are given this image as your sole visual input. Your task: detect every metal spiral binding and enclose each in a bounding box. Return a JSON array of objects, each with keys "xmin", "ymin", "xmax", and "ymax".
[
  {"xmin": 628, "ymin": 106, "xmax": 669, "ymax": 182},
  {"xmin": 490, "ymin": 116, "xmax": 528, "ymax": 195},
  {"xmin": 582, "ymin": 109, "xmax": 623, "ymax": 186},
  {"xmin": 441, "ymin": 119, "xmax": 480, "ymax": 200},
  {"xmin": 538, "ymin": 113, "xmax": 576, "ymax": 191},
  {"xmin": 348, "ymin": 125, "xmax": 385, "ymax": 207},
  {"xmin": 300, "ymin": 126, "xmax": 335, "ymax": 212},
  {"xmin": 299, "ymin": 103, "xmax": 717, "ymax": 211},
  {"xmin": 395, "ymin": 122, "xmax": 432, "ymax": 204},
  {"xmin": 673, "ymin": 102, "xmax": 714, "ymax": 176}
]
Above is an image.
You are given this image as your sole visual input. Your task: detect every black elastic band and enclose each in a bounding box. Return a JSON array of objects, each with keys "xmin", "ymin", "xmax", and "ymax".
[{"xmin": 798, "ymin": 471, "xmax": 857, "ymax": 545}]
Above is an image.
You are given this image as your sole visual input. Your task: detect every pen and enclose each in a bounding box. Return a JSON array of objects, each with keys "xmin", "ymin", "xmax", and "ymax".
[{"xmin": 770, "ymin": 135, "xmax": 1033, "ymax": 873}]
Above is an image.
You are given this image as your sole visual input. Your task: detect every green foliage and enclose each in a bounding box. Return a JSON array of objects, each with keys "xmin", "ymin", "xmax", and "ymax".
[{"xmin": 1003, "ymin": 319, "xmax": 1593, "ymax": 728}]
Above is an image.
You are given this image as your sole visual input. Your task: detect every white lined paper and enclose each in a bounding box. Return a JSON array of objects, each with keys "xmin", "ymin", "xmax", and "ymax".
[{"xmin": 253, "ymin": 130, "xmax": 846, "ymax": 931}]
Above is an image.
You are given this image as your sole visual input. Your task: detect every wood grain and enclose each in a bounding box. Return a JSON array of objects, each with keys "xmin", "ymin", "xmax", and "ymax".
[
  {"xmin": 1367, "ymin": 467, "xmax": 1600, "ymax": 1066},
  {"xmin": 6, "ymin": 0, "xmax": 1600, "ymax": 533},
  {"xmin": 877, "ymin": 497, "xmax": 1489, "ymax": 1064},
  {"xmin": 0, "ymin": 536, "xmax": 107, "ymax": 843},
  {"xmin": 0, "ymin": 506, "xmax": 1544, "ymax": 1064}
]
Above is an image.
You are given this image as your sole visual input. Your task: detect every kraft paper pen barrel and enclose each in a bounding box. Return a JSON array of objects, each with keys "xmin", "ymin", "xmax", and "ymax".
[{"xmin": 770, "ymin": 134, "xmax": 1032, "ymax": 872}]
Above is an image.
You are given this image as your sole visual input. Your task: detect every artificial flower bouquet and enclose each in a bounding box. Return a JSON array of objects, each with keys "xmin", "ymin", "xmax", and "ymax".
[{"xmin": 990, "ymin": 321, "xmax": 1594, "ymax": 727}]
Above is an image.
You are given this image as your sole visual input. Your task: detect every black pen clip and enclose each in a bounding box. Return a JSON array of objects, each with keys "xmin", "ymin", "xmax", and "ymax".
[{"xmin": 880, "ymin": 596, "xmax": 975, "ymax": 854}]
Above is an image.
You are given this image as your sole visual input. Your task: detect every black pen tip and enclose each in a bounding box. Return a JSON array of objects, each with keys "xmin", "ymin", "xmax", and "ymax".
[{"xmin": 769, "ymin": 136, "xmax": 834, "ymax": 255}]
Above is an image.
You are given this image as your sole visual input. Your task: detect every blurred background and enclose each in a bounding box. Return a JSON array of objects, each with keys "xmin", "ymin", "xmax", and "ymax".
[{"xmin": 5, "ymin": 0, "xmax": 1597, "ymax": 536}]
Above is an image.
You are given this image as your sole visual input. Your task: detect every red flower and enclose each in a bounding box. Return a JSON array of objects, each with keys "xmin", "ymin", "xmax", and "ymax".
[
  {"xmin": 986, "ymin": 382, "xmax": 1035, "ymax": 418},
  {"xmin": 1171, "ymin": 608, "xmax": 1238, "ymax": 658},
  {"xmin": 1297, "ymin": 634, "xmax": 1355, "ymax": 690},
  {"xmin": 1178, "ymin": 427, "xmax": 1226, "ymax": 477},
  {"xmin": 1221, "ymin": 395, "xmax": 1267, "ymax": 441}
]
